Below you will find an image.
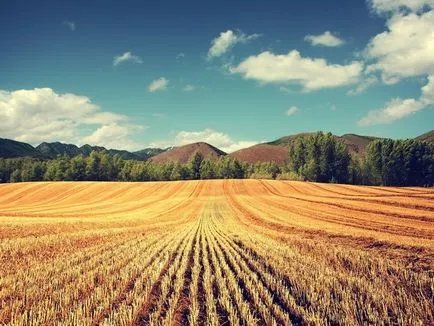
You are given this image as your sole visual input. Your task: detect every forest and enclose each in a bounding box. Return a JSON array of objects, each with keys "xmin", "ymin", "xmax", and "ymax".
[{"xmin": 1, "ymin": 132, "xmax": 433, "ymax": 186}]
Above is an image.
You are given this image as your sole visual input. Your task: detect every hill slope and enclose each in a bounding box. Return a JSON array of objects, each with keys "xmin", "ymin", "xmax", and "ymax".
[
  {"xmin": 0, "ymin": 138, "xmax": 44, "ymax": 158},
  {"xmin": 416, "ymin": 130, "xmax": 434, "ymax": 143},
  {"xmin": 150, "ymin": 142, "xmax": 226, "ymax": 164},
  {"xmin": 337, "ymin": 134, "xmax": 378, "ymax": 154},
  {"xmin": 230, "ymin": 144, "xmax": 288, "ymax": 165}
]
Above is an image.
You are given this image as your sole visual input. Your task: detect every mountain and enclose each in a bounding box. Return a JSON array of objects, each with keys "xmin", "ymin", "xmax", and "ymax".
[
  {"xmin": 415, "ymin": 130, "xmax": 434, "ymax": 143},
  {"xmin": 1, "ymin": 131, "xmax": 432, "ymax": 162},
  {"xmin": 267, "ymin": 132, "xmax": 315, "ymax": 147},
  {"xmin": 35, "ymin": 142, "xmax": 140, "ymax": 160},
  {"xmin": 0, "ymin": 139, "xmax": 165, "ymax": 160},
  {"xmin": 134, "ymin": 148, "xmax": 167, "ymax": 160},
  {"xmin": 36, "ymin": 142, "xmax": 81, "ymax": 157},
  {"xmin": 105, "ymin": 149, "xmax": 139, "ymax": 160},
  {"xmin": 150, "ymin": 142, "xmax": 226, "ymax": 164},
  {"xmin": 337, "ymin": 134, "xmax": 379, "ymax": 154},
  {"xmin": 228, "ymin": 132, "xmax": 379, "ymax": 165},
  {"xmin": 0, "ymin": 138, "xmax": 44, "ymax": 158},
  {"xmin": 230, "ymin": 144, "xmax": 288, "ymax": 165}
]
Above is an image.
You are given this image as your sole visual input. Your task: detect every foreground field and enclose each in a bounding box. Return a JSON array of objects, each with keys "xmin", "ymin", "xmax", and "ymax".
[{"xmin": 0, "ymin": 180, "xmax": 433, "ymax": 325}]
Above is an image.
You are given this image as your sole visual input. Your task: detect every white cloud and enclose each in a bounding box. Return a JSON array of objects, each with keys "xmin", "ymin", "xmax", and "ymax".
[
  {"xmin": 207, "ymin": 30, "xmax": 261, "ymax": 59},
  {"xmin": 358, "ymin": 75, "xmax": 434, "ymax": 126},
  {"xmin": 364, "ymin": 10, "xmax": 434, "ymax": 82},
  {"xmin": 183, "ymin": 85, "xmax": 196, "ymax": 92},
  {"xmin": 82, "ymin": 123, "xmax": 144, "ymax": 151},
  {"xmin": 150, "ymin": 128, "xmax": 258, "ymax": 153},
  {"xmin": 0, "ymin": 88, "xmax": 143, "ymax": 149},
  {"xmin": 230, "ymin": 50, "xmax": 363, "ymax": 92},
  {"xmin": 82, "ymin": 112, "xmax": 128, "ymax": 124},
  {"xmin": 347, "ymin": 75, "xmax": 378, "ymax": 95},
  {"xmin": 148, "ymin": 77, "xmax": 169, "ymax": 92},
  {"xmin": 176, "ymin": 53, "xmax": 185, "ymax": 61},
  {"xmin": 286, "ymin": 106, "xmax": 300, "ymax": 116},
  {"xmin": 113, "ymin": 51, "xmax": 143, "ymax": 66},
  {"xmin": 368, "ymin": 0, "xmax": 434, "ymax": 13},
  {"xmin": 63, "ymin": 20, "xmax": 75, "ymax": 31},
  {"xmin": 304, "ymin": 31, "xmax": 344, "ymax": 47}
]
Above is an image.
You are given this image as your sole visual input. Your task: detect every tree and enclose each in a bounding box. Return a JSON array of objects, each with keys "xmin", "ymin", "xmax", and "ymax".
[
  {"xmin": 189, "ymin": 152, "xmax": 204, "ymax": 180},
  {"xmin": 67, "ymin": 155, "xmax": 86, "ymax": 181},
  {"xmin": 287, "ymin": 132, "xmax": 351, "ymax": 183},
  {"xmin": 85, "ymin": 151, "xmax": 101, "ymax": 180},
  {"xmin": 365, "ymin": 139, "xmax": 434, "ymax": 186},
  {"xmin": 10, "ymin": 169, "xmax": 21, "ymax": 182},
  {"xmin": 200, "ymin": 160, "xmax": 216, "ymax": 179}
]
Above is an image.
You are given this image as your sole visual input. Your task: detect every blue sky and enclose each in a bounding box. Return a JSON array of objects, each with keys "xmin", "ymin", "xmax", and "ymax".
[{"xmin": 0, "ymin": 0, "xmax": 433, "ymax": 152}]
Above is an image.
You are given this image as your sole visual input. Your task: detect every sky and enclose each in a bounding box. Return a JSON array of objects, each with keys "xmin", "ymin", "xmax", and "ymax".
[{"xmin": 0, "ymin": 0, "xmax": 433, "ymax": 152}]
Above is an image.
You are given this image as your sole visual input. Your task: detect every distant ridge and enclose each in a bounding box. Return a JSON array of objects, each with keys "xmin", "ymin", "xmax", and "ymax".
[
  {"xmin": 36, "ymin": 142, "xmax": 140, "ymax": 160},
  {"xmin": 0, "ymin": 139, "xmax": 164, "ymax": 160},
  {"xmin": 150, "ymin": 142, "xmax": 226, "ymax": 164},
  {"xmin": 133, "ymin": 148, "xmax": 166, "ymax": 160},
  {"xmin": 0, "ymin": 130, "xmax": 432, "ymax": 163},
  {"xmin": 0, "ymin": 138, "xmax": 44, "ymax": 158}
]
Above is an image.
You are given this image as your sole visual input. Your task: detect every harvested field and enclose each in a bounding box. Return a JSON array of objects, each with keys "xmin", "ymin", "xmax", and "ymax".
[{"xmin": 0, "ymin": 180, "xmax": 433, "ymax": 325}]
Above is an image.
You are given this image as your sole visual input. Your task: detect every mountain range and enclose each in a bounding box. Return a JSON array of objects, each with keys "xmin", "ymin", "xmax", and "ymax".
[{"xmin": 1, "ymin": 130, "xmax": 433, "ymax": 165}]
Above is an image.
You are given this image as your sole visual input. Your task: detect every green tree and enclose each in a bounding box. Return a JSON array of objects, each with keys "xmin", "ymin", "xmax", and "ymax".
[
  {"xmin": 189, "ymin": 152, "xmax": 204, "ymax": 180},
  {"xmin": 200, "ymin": 160, "xmax": 216, "ymax": 179},
  {"xmin": 288, "ymin": 132, "xmax": 350, "ymax": 183}
]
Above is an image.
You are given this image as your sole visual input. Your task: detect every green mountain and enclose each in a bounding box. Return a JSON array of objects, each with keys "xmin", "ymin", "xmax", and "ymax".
[
  {"xmin": 133, "ymin": 148, "xmax": 167, "ymax": 160},
  {"xmin": 1, "ymin": 139, "xmax": 165, "ymax": 160},
  {"xmin": 36, "ymin": 142, "xmax": 140, "ymax": 160},
  {"xmin": 0, "ymin": 138, "xmax": 44, "ymax": 158},
  {"xmin": 36, "ymin": 142, "xmax": 81, "ymax": 157}
]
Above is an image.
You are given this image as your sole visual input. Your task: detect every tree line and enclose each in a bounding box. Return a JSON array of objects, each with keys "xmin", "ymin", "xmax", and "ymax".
[{"xmin": 1, "ymin": 132, "xmax": 433, "ymax": 186}]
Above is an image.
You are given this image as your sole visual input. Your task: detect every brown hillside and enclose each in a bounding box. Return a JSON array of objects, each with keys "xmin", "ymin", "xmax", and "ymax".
[
  {"xmin": 150, "ymin": 142, "xmax": 226, "ymax": 164},
  {"xmin": 416, "ymin": 130, "xmax": 434, "ymax": 143},
  {"xmin": 230, "ymin": 144, "xmax": 288, "ymax": 165},
  {"xmin": 337, "ymin": 134, "xmax": 378, "ymax": 154}
]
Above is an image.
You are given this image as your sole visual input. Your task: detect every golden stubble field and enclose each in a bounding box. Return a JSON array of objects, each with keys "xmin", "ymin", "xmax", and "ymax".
[{"xmin": 0, "ymin": 180, "xmax": 433, "ymax": 325}]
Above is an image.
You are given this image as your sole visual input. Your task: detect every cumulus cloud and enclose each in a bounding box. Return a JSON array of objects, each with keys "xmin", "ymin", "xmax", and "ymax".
[
  {"xmin": 230, "ymin": 50, "xmax": 363, "ymax": 92},
  {"xmin": 0, "ymin": 88, "xmax": 143, "ymax": 149},
  {"xmin": 82, "ymin": 123, "xmax": 144, "ymax": 151},
  {"xmin": 63, "ymin": 20, "xmax": 75, "ymax": 31},
  {"xmin": 358, "ymin": 75, "xmax": 434, "ymax": 126},
  {"xmin": 207, "ymin": 30, "xmax": 261, "ymax": 59},
  {"xmin": 368, "ymin": 0, "xmax": 434, "ymax": 13},
  {"xmin": 150, "ymin": 128, "xmax": 258, "ymax": 153},
  {"xmin": 286, "ymin": 106, "xmax": 300, "ymax": 116},
  {"xmin": 183, "ymin": 85, "xmax": 196, "ymax": 92},
  {"xmin": 113, "ymin": 51, "xmax": 143, "ymax": 66},
  {"xmin": 304, "ymin": 31, "xmax": 344, "ymax": 47},
  {"xmin": 148, "ymin": 77, "xmax": 169, "ymax": 92},
  {"xmin": 347, "ymin": 75, "xmax": 378, "ymax": 95},
  {"xmin": 364, "ymin": 9, "xmax": 434, "ymax": 82}
]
